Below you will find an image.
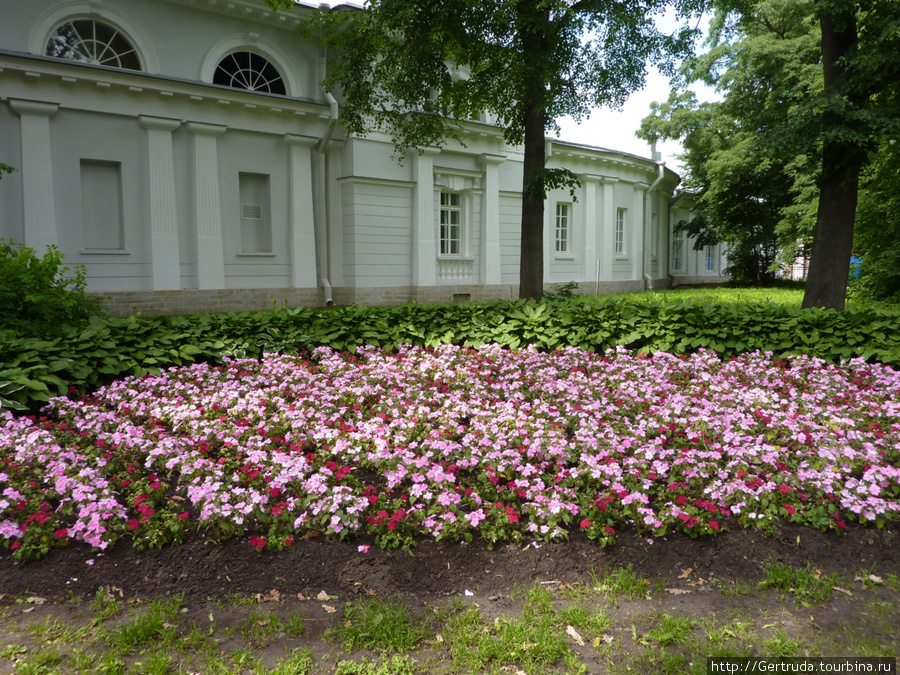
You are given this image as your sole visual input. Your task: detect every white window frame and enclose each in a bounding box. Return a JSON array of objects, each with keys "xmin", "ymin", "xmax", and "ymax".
[
  {"xmin": 671, "ymin": 235, "xmax": 684, "ymax": 273},
  {"xmin": 439, "ymin": 191, "xmax": 463, "ymax": 256},
  {"xmin": 705, "ymin": 245, "xmax": 716, "ymax": 272},
  {"xmin": 555, "ymin": 202, "xmax": 572, "ymax": 255},
  {"xmin": 615, "ymin": 207, "xmax": 627, "ymax": 256}
]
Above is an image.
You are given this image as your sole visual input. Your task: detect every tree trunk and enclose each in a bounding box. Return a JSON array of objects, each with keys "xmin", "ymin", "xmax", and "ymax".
[
  {"xmin": 801, "ymin": 6, "xmax": 862, "ymax": 311},
  {"xmin": 519, "ymin": 100, "xmax": 546, "ymax": 302},
  {"xmin": 517, "ymin": 0, "xmax": 549, "ymax": 302}
]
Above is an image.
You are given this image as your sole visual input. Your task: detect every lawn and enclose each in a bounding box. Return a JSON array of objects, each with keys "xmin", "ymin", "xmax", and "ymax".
[{"xmin": 2, "ymin": 343, "xmax": 898, "ymax": 561}]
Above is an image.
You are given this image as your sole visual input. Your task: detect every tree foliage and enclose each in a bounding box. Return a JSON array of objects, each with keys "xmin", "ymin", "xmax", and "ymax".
[
  {"xmin": 268, "ymin": 0, "xmax": 703, "ymax": 300},
  {"xmin": 641, "ymin": 0, "xmax": 900, "ymax": 307}
]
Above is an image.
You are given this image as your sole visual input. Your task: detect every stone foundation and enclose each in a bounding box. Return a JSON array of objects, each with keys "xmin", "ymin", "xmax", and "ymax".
[{"xmin": 93, "ymin": 276, "xmax": 704, "ymax": 317}]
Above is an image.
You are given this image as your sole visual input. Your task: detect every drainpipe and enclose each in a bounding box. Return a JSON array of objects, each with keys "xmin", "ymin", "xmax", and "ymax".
[
  {"xmin": 316, "ymin": 31, "xmax": 337, "ymax": 308},
  {"xmin": 642, "ymin": 160, "xmax": 666, "ymax": 290}
]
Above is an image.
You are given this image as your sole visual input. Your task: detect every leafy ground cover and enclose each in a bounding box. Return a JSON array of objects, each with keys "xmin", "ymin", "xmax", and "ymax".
[
  {"xmin": 2, "ymin": 344, "xmax": 898, "ymax": 561},
  {"xmin": 4, "ymin": 291, "xmax": 900, "ymax": 412}
]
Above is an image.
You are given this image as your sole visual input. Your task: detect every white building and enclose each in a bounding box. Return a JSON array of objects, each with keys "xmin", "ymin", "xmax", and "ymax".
[{"xmin": 0, "ymin": 0, "xmax": 726, "ymax": 315}]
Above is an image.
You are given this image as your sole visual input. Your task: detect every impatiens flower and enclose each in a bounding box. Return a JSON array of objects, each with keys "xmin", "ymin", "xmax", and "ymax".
[
  {"xmin": 783, "ymin": 505, "xmax": 796, "ymax": 515},
  {"xmin": 358, "ymin": 544, "xmax": 370, "ymax": 554},
  {"xmin": 177, "ymin": 512, "xmax": 189, "ymax": 521},
  {"xmin": 709, "ymin": 521, "xmax": 719, "ymax": 531},
  {"xmin": 579, "ymin": 518, "xmax": 591, "ymax": 529},
  {"xmin": 54, "ymin": 528, "xmax": 67, "ymax": 538}
]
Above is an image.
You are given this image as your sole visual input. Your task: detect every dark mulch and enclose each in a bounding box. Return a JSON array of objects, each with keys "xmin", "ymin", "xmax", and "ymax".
[{"xmin": 2, "ymin": 520, "xmax": 896, "ymax": 602}]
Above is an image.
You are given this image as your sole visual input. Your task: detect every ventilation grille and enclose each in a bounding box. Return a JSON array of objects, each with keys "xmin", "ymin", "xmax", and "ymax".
[{"xmin": 241, "ymin": 203, "xmax": 262, "ymax": 220}]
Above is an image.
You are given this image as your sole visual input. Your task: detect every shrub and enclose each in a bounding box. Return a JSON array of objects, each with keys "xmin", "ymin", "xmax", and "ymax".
[{"xmin": 0, "ymin": 240, "xmax": 106, "ymax": 337}]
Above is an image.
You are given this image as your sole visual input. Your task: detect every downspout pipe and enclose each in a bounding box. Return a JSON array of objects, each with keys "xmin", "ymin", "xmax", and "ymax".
[
  {"xmin": 317, "ymin": 37, "xmax": 338, "ymax": 308},
  {"xmin": 643, "ymin": 160, "xmax": 666, "ymax": 290}
]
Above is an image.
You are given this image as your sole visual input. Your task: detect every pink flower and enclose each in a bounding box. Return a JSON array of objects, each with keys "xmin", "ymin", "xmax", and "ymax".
[{"xmin": 358, "ymin": 544, "xmax": 370, "ymax": 554}]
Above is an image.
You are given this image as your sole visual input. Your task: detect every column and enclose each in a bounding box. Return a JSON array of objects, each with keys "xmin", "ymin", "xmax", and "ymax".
[
  {"xmin": 284, "ymin": 134, "xmax": 318, "ymax": 288},
  {"xmin": 600, "ymin": 177, "xmax": 618, "ymax": 281},
  {"xmin": 581, "ymin": 175, "xmax": 600, "ymax": 283},
  {"xmin": 9, "ymin": 99, "xmax": 59, "ymax": 253},
  {"xmin": 480, "ymin": 153, "xmax": 505, "ymax": 285},
  {"xmin": 139, "ymin": 115, "xmax": 182, "ymax": 291},
  {"xmin": 412, "ymin": 147, "xmax": 440, "ymax": 287},
  {"xmin": 187, "ymin": 122, "xmax": 227, "ymax": 290},
  {"xmin": 632, "ymin": 182, "xmax": 648, "ymax": 281}
]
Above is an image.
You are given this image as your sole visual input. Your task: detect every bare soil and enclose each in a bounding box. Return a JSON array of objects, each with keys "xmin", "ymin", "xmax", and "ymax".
[{"xmin": 2, "ymin": 520, "xmax": 896, "ymax": 604}]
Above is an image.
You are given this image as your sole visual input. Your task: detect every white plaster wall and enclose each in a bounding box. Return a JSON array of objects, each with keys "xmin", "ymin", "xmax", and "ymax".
[
  {"xmin": 499, "ymin": 193, "xmax": 522, "ymax": 284},
  {"xmin": 341, "ymin": 181, "xmax": 413, "ymax": 288}
]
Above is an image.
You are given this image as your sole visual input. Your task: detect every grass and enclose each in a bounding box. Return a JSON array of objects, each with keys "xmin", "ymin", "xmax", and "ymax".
[
  {"xmin": 330, "ymin": 597, "xmax": 433, "ymax": 652},
  {"xmin": 0, "ymin": 572, "xmax": 897, "ymax": 674}
]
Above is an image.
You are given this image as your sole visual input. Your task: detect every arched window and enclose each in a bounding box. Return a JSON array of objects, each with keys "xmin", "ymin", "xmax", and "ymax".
[
  {"xmin": 45, "ymin": 19, "xmax": 141, "ymax": 71},
  {"xmin": 213, "ymin": 51, "xmax": 286, "ymax": 95}
]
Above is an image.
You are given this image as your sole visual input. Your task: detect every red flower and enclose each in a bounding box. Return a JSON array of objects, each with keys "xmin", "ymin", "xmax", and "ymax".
[
  {"xmin": 129, "ymin": 519, "xmax": 140, "ymax": 531},
  {"xmin": 782, "ymin": 504, "xmax": 796, "ymax": 515},
  {"xmin": 676, "ymin": 495, "xmax": 687, "ymax": 506},
  {"xmin": 284, "ymin": 536, "xmax": 294, "ymax": 547},
  {"xmin": 580, "ymin": 518, "xmax": 591, "ymax": 529},
  {"xmin": 54, "ymin": 528, "xmax": 68, "ymax": 539},
  {"xmin": 604, "ymin": 526, "xmax": 615, "ymax": 535},
  {"xmin": 709, "ymin": 521, "xmax": 720, "ymax": 531},
  {"xmin": 249, "ymin": 535, "xmax": 266, "ymax": 550},
  {"xmin": 10, "ymin": 541, "xmax": 21, "ymax": 551},
  {"xmin": 177, "ymin": 511, "xmax": 189, "ymax": 521}
]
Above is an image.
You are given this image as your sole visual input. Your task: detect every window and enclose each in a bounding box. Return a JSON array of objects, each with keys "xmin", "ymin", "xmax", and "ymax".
[
  {"xmin": 615, "ymin": 208, "xmax": 627, "ymax": 255},
  {"xmin": 555, "ymin": 203, "xmax": 570, "ymax": 254},
  {"xmin": 440, "ymin": 192, "xmax": 462, "ymax": 256},
  {"xmin": 80, "ymin": 160, "xmax": 124, "ymax": 250},
  {"xmin": 671, "ymin": 237, "xmax": 683, "ymax": 272},
  {"xmin": 239, "ymin": 172, "xmax": 272, "ymax": 253},
  {"xmin": 214, "ymin": 52, "xmax": 286, "ymax": 95},
  {"xmin": 46, "ymin": 20, "xmax": 141, "ymax": 70},
  {"xmin": 705, "ymin": 245, "xmax": 716, "ymax": 272}
]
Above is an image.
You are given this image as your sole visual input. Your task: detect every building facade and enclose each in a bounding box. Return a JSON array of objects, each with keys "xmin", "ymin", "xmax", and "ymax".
[{"xmin": 0, "ymin": 0, "xmax": 726, "ymax": 316}]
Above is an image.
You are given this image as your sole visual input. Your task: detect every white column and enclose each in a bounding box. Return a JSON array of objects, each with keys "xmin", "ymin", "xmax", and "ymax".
[
  {"xmin": 600, "ymin": 177, "xmax": 618, "ymax": 281},
  {"xmin": 187, "ymin": 122, "xmax": 227, "ymax": 290},
  {"xmin": 581, "ymin": 175, "xmax": 600, "ymax": 282},
  {"xmin": 632, "ymin": 183, "xmax": 648, "ymax": 281},
  {"xmin": 9, "ymin": 99, "xmax": 59, "ymax": 253},
  {"xmin": 139, "ymin": 115, "xmax": 182, "ymax": 291},
  {"xmin": 480, "ymin": 153, "xmax": 505, "ymax": 285},
  {"xmin": 285, "ymin": 134, "xmax": 318, "ymax": 288},
  {"xmin": 412, "ymin": 147, "xmax": 440, "ymax": 287}
]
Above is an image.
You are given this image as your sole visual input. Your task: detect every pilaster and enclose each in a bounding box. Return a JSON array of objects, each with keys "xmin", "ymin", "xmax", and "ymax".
[
  {"xmin": 139, "ymin": 115, "xmax": 182, "ymax": 291},
  {"xmin": 9, "ymin": 99, "xmax": 59, "ymax": 253},
  {"xmin": 480, "ymin": 153, "xmax": 505, "ymax": 285},
  {"xmin": 413, "ymin": 147, "xmax": 440, "ymax": 287},
  {"xmin": 284, "ymin": 134, "xmax": 318, "ymax": 288},
  {"xmin": 187, "ymin": 122, "xmax": 227, "ymax": 290}
]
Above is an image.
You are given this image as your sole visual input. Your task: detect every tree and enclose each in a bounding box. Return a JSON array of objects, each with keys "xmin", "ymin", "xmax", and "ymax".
[
  {"xmin": 640, "ymin": 0, "xmax": 822, "ymax": 285},
  {"xmin": 642, "ymin": 0, "xmax": 900, "ymax": 309},
  {"xmin": 851, "ymin": 133, "xmax": 900, "ymax": 302},
  {"xmin": 268, "ymin": 0, "xmax": 702, "ymax": 301}
]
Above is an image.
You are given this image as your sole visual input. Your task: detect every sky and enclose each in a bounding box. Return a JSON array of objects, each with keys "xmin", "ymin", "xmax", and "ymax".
[{"xmin": 314, "ymin": 1, "xmax": 719, "ymax": 175}]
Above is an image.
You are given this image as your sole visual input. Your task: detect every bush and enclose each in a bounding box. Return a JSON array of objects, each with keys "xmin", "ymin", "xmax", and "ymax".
[{"xmin": 0, "ymin": 240, "xmax": 106, "ymax": 337}]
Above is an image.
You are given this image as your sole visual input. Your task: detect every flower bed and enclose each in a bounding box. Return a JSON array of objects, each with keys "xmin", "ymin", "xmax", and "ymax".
[{"xmin": 2, "ymin": 344, "xmax": 899, "ymax": 560}]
